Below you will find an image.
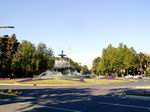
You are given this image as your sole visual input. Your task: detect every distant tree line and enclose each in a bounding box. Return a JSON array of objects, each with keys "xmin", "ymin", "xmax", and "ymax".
[
  {"xmin": 0, "ymin": 34, "xmax": 82, "ymax": 78},
  {"xmin": 0, "ymin": 34, "xmax": 55, "ymax": 77},
  {"xmin": 92, "ymin": 43, "xmax": 150, "ymax": 77},
  {"xmin": 3, "ymin": 35, "xmax": 149, "ymax": 78}
]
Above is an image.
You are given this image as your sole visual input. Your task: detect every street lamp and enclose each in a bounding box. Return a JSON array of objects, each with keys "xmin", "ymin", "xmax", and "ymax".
[
  {"xmin": 0, "ymin": 26, "xmax": 14, "ymax": 29},
  {"xmin": 0, "ymin": 26, "xmax": 15, "ymax": 37}
]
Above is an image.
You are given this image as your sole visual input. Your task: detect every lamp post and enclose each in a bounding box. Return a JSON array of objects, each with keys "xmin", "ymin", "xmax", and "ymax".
[
  {"xmin": 0, "ymin": 26, "xmax": 14, "ymax": 36},
  {"xmin": 68, "ymin": 46, "xmax": 71, "ymax": 75},
  {"xmin": 0, "ymin": 26, "xmax": 15, "ymax": 76},
  {"xmin": 0, "ymin": 26, "xmax": 14, "ymax": 29}
]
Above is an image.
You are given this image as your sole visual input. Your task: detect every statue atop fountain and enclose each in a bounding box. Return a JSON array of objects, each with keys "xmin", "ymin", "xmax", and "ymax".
[{"xmin": 58, "ymin": 50, "xmax": 66, "ymax": 58}]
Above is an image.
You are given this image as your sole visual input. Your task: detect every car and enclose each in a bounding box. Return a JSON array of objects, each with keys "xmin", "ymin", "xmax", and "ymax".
[
  {"xmin": 97, "ymin": 75, "xmax": 105, "ymax": 79},
  {"xmin": 125, "ymin": 75, "xmax": 133, "ymax": 79},
  {"xmin": 133, "ymin": 75, "xmax": 142, "ymax": 79}
]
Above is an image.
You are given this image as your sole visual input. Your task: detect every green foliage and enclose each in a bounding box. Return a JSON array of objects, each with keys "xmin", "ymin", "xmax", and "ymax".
[
  {"xmin": 0, "ymin": 34, "xmax": 19, "ymax": 77},
  {"xmin": 5, "ymin": 37, "xmax": 55, "ymax": 77},
  {"xmin": 0, "ymin": 34, "xmax": 81, "ymax": 78},
  {"xmin": 136, "ymin": 52, "xmax": 149, "ymax": 76},
  {"xmin": 146, "ymin": 65, "xmax": 150, "ymax": 76},
  {"xmin": 1, "ymin": 34, "xmax": 150, "ymax": 78},
  {"xmin": 92, "ymin": 57, "xmax": 101, "ymax": 75},
  {"xmin": 58, "ymin": 57, "xmax": 82, "ymax": 72},
  {"xmin": 81, "ymin": 65, "xmax": 89, "ymax": 74},
  {"xmin": 99, "ymin": 44, "xmax": 119, "ymax": 74},
  {"xmin": 92, "ymin": 43, "xmax": 140, "ymax": 77},
  {"xmin": 12, "ymin": 40, "xmax": 35, "ymax": 77},
  {"xmin": 34, "ymin": 43, "xmax": 54, "ymax": 74}
]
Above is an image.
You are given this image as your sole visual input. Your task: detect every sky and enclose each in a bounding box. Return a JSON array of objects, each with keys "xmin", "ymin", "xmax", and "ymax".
[{"xmin": 1, "ymin": 0, "xmax": 150, "ymax": 68}]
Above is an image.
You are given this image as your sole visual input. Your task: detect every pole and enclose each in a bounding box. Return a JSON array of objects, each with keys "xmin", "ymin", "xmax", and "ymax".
[
  {"xmin": 68, "ymin": 46, "xmax": 71, "ymax": 75},
  {"xmin": 0, "ymin": 26, "xmax": 14, "ymax": 29},
  {"xmin": 0, "ymin": 26, "xmax": 15, "ymax": 35}
]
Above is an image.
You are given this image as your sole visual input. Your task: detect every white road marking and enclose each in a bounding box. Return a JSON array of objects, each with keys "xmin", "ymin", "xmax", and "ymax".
[
  {"xmin": 18, "ymin": 102, "xmax": 31, "ymax": 105},
  {"xmin": 98, "ymin": 101, "xmax": 150, "ymax": 110},
  {"xmin": 39, "ymin": 105, "xmax": 81, "ymax": 112}
]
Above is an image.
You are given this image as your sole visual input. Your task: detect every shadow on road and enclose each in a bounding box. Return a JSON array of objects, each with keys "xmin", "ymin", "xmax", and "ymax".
[{"xmin": 0, "ymin": 87, "xmax": 150, "ymax": 112}]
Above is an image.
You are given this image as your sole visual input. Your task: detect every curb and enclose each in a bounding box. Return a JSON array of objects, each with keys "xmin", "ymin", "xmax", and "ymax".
[
  {"xmin": 135, "ymin": 86, "xmax": 150, "ymax": 89},
  {"xmin": 0, "ymin": 83, "xmax": 34, "ymax": 86},
  {"xmin": 0, "ymin": 83, "xmax": 99, "ymax": 87}
]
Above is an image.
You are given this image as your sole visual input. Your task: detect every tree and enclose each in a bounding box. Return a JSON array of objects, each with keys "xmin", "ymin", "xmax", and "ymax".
[
  {"xmin": 34, "ymin": 43, "xmax": 54, "ymax": 74},
  {"xmin": 66, "ymin": 57, "xmax": 82, "ymax": 72},
  {"xmin": 12, "ymin": 40, "xmax": 35, "ymax": 77},
  {"xmin": 146, "ymin": 55, "xmax": 150, "ymax": 76},
  {"xmin": 136, "ymin": 52, "xmax": 149, "ymax": 76},
  {"xmin": 98, "ymin": 44, "xmax": 118, "ymax": 75},
  {"xmin": 92, "ymin": 57, "xmax": 101, "ymax": 75},
  {"xmin": 0, "ymin": 34, "xmax": 19, "ymax": 77},
  {"xmin": 93, "ymin": 43, "xmax": 137, "ymax": 77},
  {"xmin": 81, "ymin": 65, "xmax": 89, "ymax": 74},
  {"xmin": 12, "ymin": 41, "xmax": 55, "ymax": 77}
]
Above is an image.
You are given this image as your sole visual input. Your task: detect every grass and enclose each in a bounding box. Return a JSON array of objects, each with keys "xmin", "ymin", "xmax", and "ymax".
[
  {"xmin": 0, "ymin": 78, "xmax": 129, "ymax": 85},
  {"xmin": 21, "ymin": 79, "xmax": 129, "ymax": 85},
  {"xmin": 0, "ymin": 89, "xmax": 22, "ymax": 97},
  {"xmin": 21, "ymin": 79, "xmax": 83, "ymax": 85},
  {"xmin": 0, "ymin": 93, "xmax": 17, "ymax": 97},
  {"xmin": 0, "ymin": 79, "xmax": 18, "ymax": 84},
  {"xmin": 85, "ymin": 79, "xmax": 128, "ymax": 84}
]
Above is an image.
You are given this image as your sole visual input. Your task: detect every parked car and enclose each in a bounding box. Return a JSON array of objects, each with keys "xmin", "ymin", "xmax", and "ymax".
[
  {"xmin": 97, "ymin": 75, "xmax": 105, "ymax": 79},
  {"xmin": 125, "ymin": 75, "xmax": 133, "ymax": 79},
  {"xmin": 133, "ymin": 75, "xmax": 142, "ymax": 79}
]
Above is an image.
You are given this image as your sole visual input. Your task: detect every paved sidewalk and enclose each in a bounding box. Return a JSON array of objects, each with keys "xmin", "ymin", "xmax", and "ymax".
[{"xmin": 136, "ymin": 86, "xmax": 150, "ymax": 89}]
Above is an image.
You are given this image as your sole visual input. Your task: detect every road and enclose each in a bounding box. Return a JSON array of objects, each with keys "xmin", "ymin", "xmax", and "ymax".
[{"xmin": 0, "ymin": 79, "xmax": 150, "ymax": 112}]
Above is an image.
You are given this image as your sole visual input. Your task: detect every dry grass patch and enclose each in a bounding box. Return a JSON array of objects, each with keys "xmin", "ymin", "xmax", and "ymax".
[
  {"xmin": 85, "ymin": 79, "xmax": 129, "ymax": 84},
  {"xmin": 21, "ymin": 79, "xmax": 83, "ymax": 85},
  {"xmin": 0, "ymin": 78, "xmax": 130, "ymax": 85},
  {"xmin": 21, "ymin": 79, "xmax": 129, "ymax": 85},
  {"xmin": 0, "ymin": 79, "xmax": 18, "ymax": 84}
]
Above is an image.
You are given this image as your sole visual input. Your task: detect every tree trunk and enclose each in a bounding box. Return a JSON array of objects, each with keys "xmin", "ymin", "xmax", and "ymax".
[{"xmin": 126, "ymin": 69, "xmax": 128, "ymax": 76}]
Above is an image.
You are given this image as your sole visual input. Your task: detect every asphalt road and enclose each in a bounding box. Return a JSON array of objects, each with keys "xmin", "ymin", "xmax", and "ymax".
[{"xmin": 0, "ymin": 79, "xmax": 150, "ymax": 112}]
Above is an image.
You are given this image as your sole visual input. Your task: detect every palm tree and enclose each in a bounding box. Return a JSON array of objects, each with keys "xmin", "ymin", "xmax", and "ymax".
[{"xmin": 137, "ymin": 53, "xmax": 148, "ymax": 76}]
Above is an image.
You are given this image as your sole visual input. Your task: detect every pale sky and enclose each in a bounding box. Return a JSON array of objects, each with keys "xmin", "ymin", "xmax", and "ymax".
[{"xmin": 1, "ymin": 0, "xmax": 150, "ymax": 68}]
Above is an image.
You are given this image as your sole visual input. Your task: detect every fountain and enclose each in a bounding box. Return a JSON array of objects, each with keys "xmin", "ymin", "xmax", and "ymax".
[
  {"xmin": 39, "ymin": 50, "xmax": 82, "ymax": 79},
  {"xmin": 53, "ymin": 50, "xmax": 71, "ymax": 75}
]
